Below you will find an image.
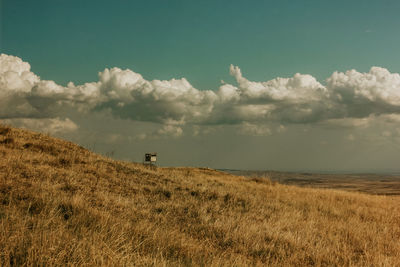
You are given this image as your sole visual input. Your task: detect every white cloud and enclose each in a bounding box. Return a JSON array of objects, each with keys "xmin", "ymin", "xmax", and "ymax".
[
  {"xmin": 0, "ymin": 54, "xmax": 39, "ymax": 94},
  {"xmin": 327, "ymin": 67, "xmax": 400, "ymax": 115},
  {"xmin": 3, "ymin": 53, "xmax": 400, "ymax": 138},
  {"xmin": 228, "ymin": 64, "xmax": 327, "ymax": 102},
  {"xmin": 214, "ymin": 65, "xmax": 334, "ymax": 124},
  {"xmin": 96, "ymin": 67, "xmax": 217, "ymax": 124},
  {"xmin": 319, "ymin": 117, "xmax": 372, "ymax": 128},
  {"xmin": 157, "ymin": 124, "xmax": 183, "ymax": 137},
  {"xmin": 135, "ymin": 124, "xmax": 183, "ymax": 140},
  {"xmin": 238, "ymin": 122, "xmax": 271, "ymax": 136},
  {"xmin": 2, "ymin": 117, "xmax": 78, "ymax": 135}
]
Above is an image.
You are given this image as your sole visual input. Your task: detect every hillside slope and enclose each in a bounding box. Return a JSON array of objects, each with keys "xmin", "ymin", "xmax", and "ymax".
[{"xmin": 1, "ymin": 125, "xmax": 400, "ymax": 266}]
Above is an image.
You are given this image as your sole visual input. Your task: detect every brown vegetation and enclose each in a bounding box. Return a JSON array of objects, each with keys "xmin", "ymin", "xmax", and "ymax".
[{"xmin": 1, "ymin": 124, "xmax": 400, "ymax": 266}]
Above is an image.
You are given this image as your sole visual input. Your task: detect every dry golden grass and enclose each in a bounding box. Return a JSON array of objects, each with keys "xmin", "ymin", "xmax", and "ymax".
[{"xmin": 1, "ymin": 124, "xmax": 400, "ymax": 266}]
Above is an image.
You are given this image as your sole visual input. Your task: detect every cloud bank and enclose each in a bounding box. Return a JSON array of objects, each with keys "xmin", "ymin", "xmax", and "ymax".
[
  {"xmin": 2, "ymin": 53, "xmax": 400, "ymax": 137},
  {"xmin": 2, "ymin": 117, "xmax": 78, "ymax": 135}
]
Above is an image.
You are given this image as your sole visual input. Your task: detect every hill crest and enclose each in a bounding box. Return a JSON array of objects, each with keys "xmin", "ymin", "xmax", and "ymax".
[{"xmin": 1, "ymin": 124, "xmax": 400, "ymax": 266}]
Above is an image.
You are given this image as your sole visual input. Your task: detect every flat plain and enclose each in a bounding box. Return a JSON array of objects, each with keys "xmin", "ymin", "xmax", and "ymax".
[{"xmin": 225, "ymin": 170, "xmax": 400, "ymax": 196}]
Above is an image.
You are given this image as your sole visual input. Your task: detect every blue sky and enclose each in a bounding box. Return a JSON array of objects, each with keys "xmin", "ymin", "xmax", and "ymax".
[
  {"xmin": 2, "ymin": 0, "xmax": 400, "ymax": 89},
  {"xmin": 2, "ymin": 0, "xmax": 400, "ymax": 172}
]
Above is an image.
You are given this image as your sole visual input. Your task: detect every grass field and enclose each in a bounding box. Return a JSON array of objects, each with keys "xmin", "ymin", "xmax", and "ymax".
[
  {"xmin": 1, "ymin": 124, "xmax": 400, "ymax": 266},
  {"xmin": 225, "ymin": 170, "xmax": 400, "ymax": 196}
]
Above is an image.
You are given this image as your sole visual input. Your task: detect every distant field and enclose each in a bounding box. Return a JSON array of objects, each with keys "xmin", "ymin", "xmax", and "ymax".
[{"xmin": 224, "ymin": 170, "xmax": 400, "ymax": 195}]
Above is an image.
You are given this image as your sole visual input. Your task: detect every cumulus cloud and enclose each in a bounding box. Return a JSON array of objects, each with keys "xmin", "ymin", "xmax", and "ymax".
[
  {"xmin": 96, "ymin": 67, "xmax": 217, "ymax": 124},
  {"xmin": 0, "ymin": 54, "xmax": 39, "ymax": 93},
  {"xmin": 228, "ymin": 64, "xmax": 327, "ymax": 102},
  {"xmin": 2, "ymin": 117, "xmax": 78, "ymax": 135},
  {"xmin": 327, "ymin": 67, "xmax": 400, "ymax": 117},
  {"xmin": 214, "ymin": 65, "xmax": 332, "ymax": 125},
  {"xmin": 135, "ymin": 124, "xmax": 183, "ymax": 140},
  {"xmin": 0, "ymin": 54, "xmax": 99, "ymax": 120},
  {"xmin": 2, "ymin": 53, "xmax": 400, "ymax": 137},
  {"xmin": 319, "ymin": 117, "xmax": 372, "ymax": 128},
  {"xmin": 237, "ymin": 122, "xmax": 271, "ymax": 136}
]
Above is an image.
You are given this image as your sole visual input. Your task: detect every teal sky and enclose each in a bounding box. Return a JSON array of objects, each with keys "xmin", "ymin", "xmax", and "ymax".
[
  {"xmin": 2, "ymin": 0, "xmax": 400, "ymax": 172},
  {"xmin": 2, "ymin": 0, "xmax": 400, "ymax": 89}
]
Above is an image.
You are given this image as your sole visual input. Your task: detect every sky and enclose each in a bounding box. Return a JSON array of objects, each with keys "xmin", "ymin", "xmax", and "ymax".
[{"xmin": 1, "ymin": 0, "xmax": 400, "ymax": 172}]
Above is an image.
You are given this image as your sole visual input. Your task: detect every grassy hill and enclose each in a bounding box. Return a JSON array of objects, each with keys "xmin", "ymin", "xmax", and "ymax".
[{"xmin": 1, "ymin": 124, "xmax": 399, "ymax": 266}]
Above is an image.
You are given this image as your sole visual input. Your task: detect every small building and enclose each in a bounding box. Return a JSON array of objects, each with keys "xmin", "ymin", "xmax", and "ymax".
[{"xmin": 144, "ymin": 152, "xmax": 157, "ymax": 166}]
